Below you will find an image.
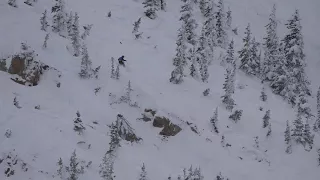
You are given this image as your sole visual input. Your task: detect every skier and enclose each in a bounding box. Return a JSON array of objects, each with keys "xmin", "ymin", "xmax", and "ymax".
[{"xmin": 118, "ymin": 55, "xmax": 127, "ymax": 67}]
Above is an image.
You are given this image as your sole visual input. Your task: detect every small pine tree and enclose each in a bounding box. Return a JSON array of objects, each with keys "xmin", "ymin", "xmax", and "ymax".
[
  {"xmin": 225, "ymin": 40, "xmax": 235, "ymax": 64},
  {"xmin": 132, "ymin": 18, "xmax": 142, "ymax": 34},
  {"xmin": 215, "ymin": 0, "xmax": 228, "ymax": 48},
  {"xmin": 8, "ymin": 0, "xmax": 17, "ymax": 7},
  {"xmin": 266, "ymin": 123, "xmax": 272, "ymax": 137},
  {"xmin": 109, "ymin": 122, "xmax": 121, "ymax": 151},
  {"xmin": 67, "ymin": 12, "xmax": 74, "ymax": 37},
  {"xmin": 253, "ymin": 136, "xmax": 259, "ymax": 149},
  {"xmin": 170, "ymin": 28, "xmax": 187, "ymax": 84},
  {"xmin": 315, "ymin": 87, "xmax": 320, "ymax": 130},
  {"xmin": 262, "ymin": 110, "xmax": 271, "ymax": 128},
  {"xmin": 110, "ymin": 57, "xmax": 115, "ymax": 79},
  {"xmin": 71, "ymin": 12, "xmax": 81, "ymax": 57},
  {"xmin": 51, "ymin": 0, "xmax": 66, "ymax": 35},
  {"xmin": 239, "ymin": 23, "xmax": 255, "ymax": 75},
  {"xmin": 203, "ymin": 88, "xmax": 210, "ymax": 96},
  {"xmin": 67, "ymin": 150, "xmax": 84, "ymax": 180},
  {"xmin": 121, "ymin": 80, "xmax": 134, "ymax": 104},
  {"xmin": 143, "ymin": 0, "xmax": 157, "ymax": 19},
  {"xmin": 221, "ymin": 135, "xmax": 225, "ymax": 147},
  {"xmin": 260, "ymin": 86, "xmax": 267, "ymax": 102},
  {"xmin": 115, "ymin": 63, "xmax": 120, "ymax": 80},
  {"xmin": 139, "ymin": 163, "xmax": 148, "ymax": 180},
  {"xmin": 73, "ymin": 111, "xmax": 85, "ymax": 135},
  {"xmin": 81, "ymin": 24, "xmax": 93, "ymax": 40},
  {"xmin": 13, "ymin": 97, "xmax": 21, "ymax": 109},
  {"xmin": 303, "ymin": 123, "xmax": 314, "ymax": 151},
  {"xmin": 221, "ymin": 67, "xmax": 235, "ymax": 111},
  {"xmin": 42, "ymin": 33, "xmax": 50, "ymax": 49},
  {"xmin": 284, "ymin": 120, "xmax": 292, "ymax": 154},
  {"xmin": 210, "ymin": 107, "xmax": 219, "ymax": 133},
  {"xmin": 292, "ymin": 111, "xmax": 304, "ymax": 144},
  {"xmin": 226, "ymin": 7, "xmax": 232, "ymax": 30},
  {"xmin": 40, "ymin": 10, "xmax": 49, "ymax": 31},
  {"xmin": 57, "ymin": 158, "xmax": 64, "ymax": 179},
  {"xmin": 229, "ymin": 109, "xmax": 242, "ymax": 123},
  {"xmin": 199, "ymin": 0, "xmax": 209, "ymax": 17},
  {"xmin": 180, "ymin": 0, "xmax": 198, "ymax": 46},
  {"xmin": 79, "ymin": 44, "xmax": 93, "ymax": 79},
  {"xmin": 99, "ymin": 152, "xmax": 115, "ymax": 180}
]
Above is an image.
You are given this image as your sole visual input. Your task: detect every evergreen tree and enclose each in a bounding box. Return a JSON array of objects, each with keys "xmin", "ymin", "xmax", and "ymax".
[
  {"xmin": 143, "ymin": 0, "xmax": 157, "ymax": 19},
  {"xmin": 79, "ymin": 44, "xmax": 93, "ymax": 79},
  {"xmin": 115, "ymin": 63, "xmax": 120, "ymax": 80},
  {"xmin": 71, "ymin": 12, "xmax": 81, "ymax": 57},
  {"xmin": 160, "ymin": 0, "xmax": 166, "ymax": 11},
  {"xmin": 42, "ymin": 33, "xmax": 50, "ymax": 49},
  {"xmin": 292, "ymin": 111, "xmax": 304, "ymax": 144},
  {"xmin": 284, "ymin": 120, "xmax": 292, "ymax": 154},
  {"xmin": 132, "ymin": 17, "xmax": 142, "ymax": 39},
  {"xmin": 262, "ymin": 110, "xmax": 270, "ymax": 128},
  {"xmin": 203, "ymin": 88, "xmax": 210, "ymax": 96},
  {"xmin": 266, "ymin": 123, "xmax": 272, "ymax": 137},
  {"xmin": 225, "ymin": 40, "xmax": 234, "ymax": 64},
  {"xmin": 170, "ymin": 27, "xmax": 187, "ymax": 84},
  {"xmin": 139, "ymin": 163, "xmax": 148, "ymax": 180},
  {"xmin": 51, "ymin": 0, "xmax": 66, "ymax": 35},
  {"xmin": 302, "ymin": 122, "xmax": 314, "ymax": 151},
  {"xmin": 73, "ymin": 111, "xmax": 85, "ymax": 134},
  {"xmin": 81, "ymin": 24, "xmax": 93, "ymax": 40},
  {"xmin": 221, "ymin": 67, "xmax": 235, "ymax": 111},
  {"xmin": 57, "ymin": 158, "xmax": 64, "ymax": 179},
  {"xmin": 99, "ymin": 152, "xmax": 115, "ymax": 180},
  {"xmin": 282, "ymin": 9, "xmax": 310, "ymax": 106},
  {"xmin": 262, "ymin": 4, "xmax": 280, "ymax": 82},
  {"xmin": 66, "ymin": 150, "xmax": 84, "ymax": 180},
  {"xmin": 189, "ymin": 47, "xmax": 198, "ymax": 78},
  {"xmin": 66, "ymin": 12, "xmax": 74, "ymax": 37},
  {"xmin": 226, "ymin": 7, "xmax": 232, "ymax": 30},
  {"xmin": 253, "ymin": 136, "xmax": 259, "ymax": 149},
  {"xmin": 180, "ymin": 0, "xmax": 198, "ymax": 46},
  {"xmin": 40, "ymin": 10, "xmax": 49, "ymax": 31},
  {"xmin": 249, "ymin": 37, "xmax": 260, "ymax": 75},
  {"xmin": 297, "ymin": 93, "xmax": 312, "ymax": 119},
  {"xmin": 317, "ymin": 149, "xmax": 320, "ymax": 166},
  {"xmin": 215, "ymin": 0, "xmax": 227, "ymax": 48},
  {"xmin": 197, "ymin": 27, "xmax": 209, "ymax": 82},
  {"xmin": 315, "ymin": 87, "xmax": 320, "ymax": 130},
  {"xmin": 239, "ymin": 23, "xmax": 252, "ymax": 73},
  {"xmin": 122, "ymin": 80, "xmax": 134, "ymax": 104},
  {"xmin": 210, "ymin": 107, "xmax": 219, "ymax": 133},
  {"xmin": 108, "ymin": 122, "xmax": 121, "ymax": 153},
  {"xmin": 8, "ymin": 0, "xmax": 17, "ymax": 7},
  {"xmin": 260, "ymin": 86, "xmax": 267, "ymax": 102},
  {"xmin": 199, "ymin": 0, "xmax": 209, "ymax": 17},
  {"xmin": 110, "ymin": 57, "xmax": 115, "ymax": 79},
  {"xmin": 229, "ymin": 109, "xmax": 242, "ymax": 123}
]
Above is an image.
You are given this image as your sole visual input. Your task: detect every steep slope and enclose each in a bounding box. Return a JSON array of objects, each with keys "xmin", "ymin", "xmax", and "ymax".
[{"xmin": 0, "ymin": 0, "xmax": 319, "ymax": 180}]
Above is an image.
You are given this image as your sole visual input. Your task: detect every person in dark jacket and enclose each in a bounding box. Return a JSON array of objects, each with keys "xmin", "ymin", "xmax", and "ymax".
[{"xmin": 118, "ymin": 55, "xmax": 127, "ymax": 66}]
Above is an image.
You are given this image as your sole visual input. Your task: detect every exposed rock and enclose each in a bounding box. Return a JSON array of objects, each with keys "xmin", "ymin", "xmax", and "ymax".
[
  {"xmin": 145, "ymin": 108, "xmax": 156, "ymax": 116},
  {"xmin": 8, "ymin": 55, "xmax": 26, "ymax": 75},
  {"xmin": 153, "ymin": 116, "xmax": 181, "ymax": 136}
]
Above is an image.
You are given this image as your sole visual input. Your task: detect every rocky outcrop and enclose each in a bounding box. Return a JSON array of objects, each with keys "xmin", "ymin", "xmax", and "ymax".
[{"xmin": 153, "ymin": 116, "xmax": 181, "ymax": 136}]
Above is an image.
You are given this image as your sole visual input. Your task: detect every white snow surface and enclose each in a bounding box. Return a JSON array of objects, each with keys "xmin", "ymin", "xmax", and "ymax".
[{"xmin": 0, "ymin": 0, "xmax": 320, "ymax": 180}]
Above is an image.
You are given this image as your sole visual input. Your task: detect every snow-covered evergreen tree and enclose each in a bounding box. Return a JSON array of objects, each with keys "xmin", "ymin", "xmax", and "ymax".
[
  {"xmin": 199, "ymin": 0, "xmax": 209, "ymax": 17},
  {"xmin": 229, "ymin": 109, "xmax": 242, "ymax": 123},
  {"xmin": 303, "ymin": 122, "xmax": 314, "ymax": 151},
  {"xmin": 238, "ymin": 24, "xmax": 252, "ymax": 73},
  {"xmin": 160, "ymin": 0, "xmax": 166, "ymax": 11},
  {"xmin": 81, "ymin": 24, "xmax": 93, "ymax": 40},
  {"xmin": 262, "ymin": 4, "xmax": 281, "ymax": 81},
  {"xmin": 42, "ymin": 33, "xmax": 50, "ymax": 49},
  {"xmin": 66, "ymin": 150, "xmax": 84, "ymax": 180},
  {"xmin": 284, "ymin": 120, "xmax": 292, "ymax": 154},
  {"xmin": 225, "ymin": 40, "xmax": 234, "ymax": 64},
  {"xmin": 292, "ymin": 111, "xmax": 304, "ymax": 144},
  {"xmin": 188, "ymin": 47, "xmax": 198, "ymax": 78},
  {"xmin": 203, "ymin": 88, "xmax": 210, "ymax": 96},
  {"xmin": 210, "ymin": 107, "xmax": 219, "ymax": 133},
  {"xmin": 215, "ymin": 0, "xmax": 227, "ymax": 48},
  {"xmin": 99, "ymin": 151, "xmax": 115, "ymax": 180},
  {"xmin": 221, "ymin": 68, "xmax": 235, "ymax": 111},
  {"xmin": 57, "ymin": 158, "xmax": 64, "ymax": 179},
  {"xmin": 262, "ymin": 110, "xmax": 270, "ymax": 128},
  {"xmin": 282, "ymin": 9, "xmax": 311, "ymax": 106},
  {"xmin": 79, "ymin": 44, "xmax": 93, "ymax": 79},
  {"xmin": 71, "ymin": 12, "xmax": 81, "ymax": 57},
  {"xmin": 73, "ymin": 111, "xmax": 85, "ymax": 135},
  {"xmin": 180, "ymin": 0, "xmax": 198, "ymax": 46},
  {"xmin": 121, "ymin": 80, "xmax": 134, "ymax": 104},
  {"xmin": 40, "ymin": 10, "xmax": 49, "ymax": 31},
  {"xmin": 66, "ymin": 12, "xmax": 74, "ymax": 37},
  {"xmin": 51, "ymin": 0, "xmax": 66, "ymax": 35},
  {"xmin": 260, "ymin": 86, "xmax": 267, "ymax": 102},
  {"xmin": 226, "ymin": 7, "xmax": 232, "ymax": 30},
  {"xmin": 139, "ymin": 163, "xmax": 148, "ymax": 180},
  {"xmin": 197, "ymin": 26, "xmax": 209, "ymax": 82},
  {"xmin": 110, "ymin": 57, "xmax": 115, "ymax": 79},
  {"xmin": 170, "ymin": 27, "xmax": 187, "ymax": 84},
  {"xmin": 108, "ymin": 122, "xmax": 121, "ymax": 152},
  {"xmin": 315, "ymin": 87, "xmax": 320, "ymax": 130},
  {"xmin": 266, "ymin": 123, "xmax": 272, "ymax": 137},
  {"xmin": 115, "ymin": 63, "xmax": 120, "ymax": 80},
  {"xmin": 8, "ymin": 0, "xmax": 17, "ymax": 7},
  {"xmin": 132, "ymin": 17, "xmax": 142, "ymax": 39},
  {"xmin": 143, "ymin": 0, "xmax": 157, "ymax": 19}
]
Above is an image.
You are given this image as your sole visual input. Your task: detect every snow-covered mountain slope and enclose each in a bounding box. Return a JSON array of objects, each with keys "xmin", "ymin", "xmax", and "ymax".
[{"xmin": 0, "ymin": 0, "xmax": 319, "ymax": 180}]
